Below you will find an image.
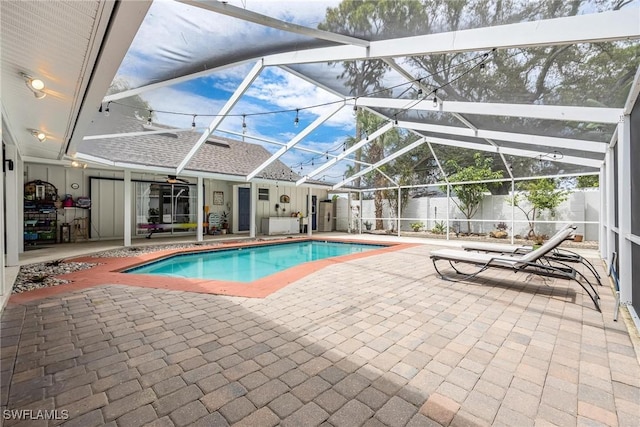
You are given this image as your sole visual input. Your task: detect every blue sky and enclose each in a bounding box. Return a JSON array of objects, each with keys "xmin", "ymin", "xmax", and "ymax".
[{"xmin": 113, "ymin": 0, "xmax": 356, "ymax": 182}]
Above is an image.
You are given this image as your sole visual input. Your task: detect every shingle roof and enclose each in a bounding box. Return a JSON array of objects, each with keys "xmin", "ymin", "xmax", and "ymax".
[{"xmin": 79, "ymin": 107, "xmax": 300, "ymax": 181}]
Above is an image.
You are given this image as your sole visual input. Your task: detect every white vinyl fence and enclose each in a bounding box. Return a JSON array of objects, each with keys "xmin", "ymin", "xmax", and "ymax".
[{"xmin": 335, "ymin": 189, "xmax": 600, "ymax": 241}]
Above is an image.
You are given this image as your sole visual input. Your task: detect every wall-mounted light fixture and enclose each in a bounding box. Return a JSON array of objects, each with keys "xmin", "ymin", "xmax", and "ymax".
[
  {"xmin": 30, "ymin": 129, "xmax": 47, "ymax": 142},
  {"xmin": 70, "ymin": 160, "xmax": 88, "ymax": 169},
  {"xmin": 20, "ymin": 72, "xmax": 46, "ymax": 99},
  {"xmin": 3, "ymin": 159, "xmax": 14, "ymax": 172}
]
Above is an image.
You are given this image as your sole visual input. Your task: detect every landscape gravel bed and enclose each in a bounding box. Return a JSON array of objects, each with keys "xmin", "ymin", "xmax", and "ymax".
[
  {"xmin": 13, "ymin": 240, "xmax": 251, "ymax": 294},
  {"xmin": 13, "ymin": 261, "xmax": 100, "ymax": 294}
]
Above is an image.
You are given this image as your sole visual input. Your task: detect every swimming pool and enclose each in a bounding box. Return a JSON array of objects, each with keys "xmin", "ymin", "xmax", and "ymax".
[{"xmin": 125, "ymin": 240, "xmax": 386, "ymax": 282}]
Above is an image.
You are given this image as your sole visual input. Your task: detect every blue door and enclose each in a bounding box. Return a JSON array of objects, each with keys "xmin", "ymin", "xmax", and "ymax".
[{"xmin": 238, "ymin": 187, "xmax": 251, "ymax": 232}]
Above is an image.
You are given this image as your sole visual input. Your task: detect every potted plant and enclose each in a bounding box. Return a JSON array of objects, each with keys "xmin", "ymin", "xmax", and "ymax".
[
  {"xmin": 147, "ymin": 208, "xmax": 159, "ymax": 224},
  {"xmin": 363, "ymin": 221, "xmax": 372, "ymax": 231},
  {"xmin": 220, "ymin": 211, "xmax": 229, "ymax": 234},
  {"xmin": 532, "ymin": 234, "xmax": 546, "ymax": 249}
]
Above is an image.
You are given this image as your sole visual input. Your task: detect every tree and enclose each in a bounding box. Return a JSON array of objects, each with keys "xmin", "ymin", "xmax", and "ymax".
[
  {"xmin": 322, "ymin": 0, "xmax": 635, "ymax": 198},
  {"xmin": 443, "ymin": 153, "xmax": 503, "ymax": 234},
  {"xmin": 509, "ymin": 179, "xmax": 571, "ymax": 238},
  {"xmin": 355, "ymin": 111, "xmax": 401, "ymax": 230},
  {"xmin": 576, "ymin": 175, "xmax": 599, "ymax": 188},
  {"xmin": 319, "ymin": 0, "xmax": 425, "ymax": 188}
]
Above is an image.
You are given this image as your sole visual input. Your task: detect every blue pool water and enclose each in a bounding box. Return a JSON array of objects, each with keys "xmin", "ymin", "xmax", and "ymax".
[{"xmin": 125, "ymin": 241, "xmax": 385, "ymax": 282}]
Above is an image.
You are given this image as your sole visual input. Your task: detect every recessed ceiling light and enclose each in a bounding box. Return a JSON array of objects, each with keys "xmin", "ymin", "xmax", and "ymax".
[
  {"xmin": 29, "ymin": 78, "xmax": 45, "ymax": 91},
  {"xmin": 30, "ymin": 129, "xmax": 47, "ymax": 142},
  {"xmin": 20, "ymin": 72, "xmax": 46, "ymax": 99}
]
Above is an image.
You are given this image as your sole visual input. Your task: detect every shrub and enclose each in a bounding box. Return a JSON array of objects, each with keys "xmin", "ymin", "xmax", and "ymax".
[
  {"xmin": 495, "ymin": 221, "xmax": 508, "ymax": 231},
  {"xmin": 410, "ymin": 222, "xmax": 423, "ymax": 232},
  {"xmin": 431, "ymin": 221, "xmax": 447, "ymax": 235}
]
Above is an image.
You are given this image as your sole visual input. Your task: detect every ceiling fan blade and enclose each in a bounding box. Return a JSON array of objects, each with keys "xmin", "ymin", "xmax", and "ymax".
[{"xmin": 166, "ymin": 175, "xmax": 189, "ymax": 184}]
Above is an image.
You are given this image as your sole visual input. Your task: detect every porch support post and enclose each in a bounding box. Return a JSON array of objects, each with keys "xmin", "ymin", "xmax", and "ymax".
[
  {"xmin": 347, "ymin": 191, "xmax": 352, "ymax": 233},
  {"xmin": 250, "ymin": 182, "xmax": 256, "ymax": 238},
  {"xmin": 606, "ymin": 148, "xmax": 616, "ymax": 272},
  {"xmin": 124, "ymin": 170, "xmax": 132, "ymax": 247},
  {"xmin": 307, "ymin": 187, "xmax": 313, "ymax": 237},
  {"xmin": 197, "ymin": 176, "xmax": 204, "ymax": 242},
  {"xmin": 511, "ymin": 179, "xmax": 515, "ymax": 245},
  {"xmin": 0, "ymin": 154, "xmax": 6, "ymax": 298},
  {"xmin": 397, "ymin": 187, "xmax": 401, "ymax": 237},
  {"xmin": 446, "ymin": 185, "xmax": 450, "ymax": 241},
  {"xmin": 599, "ymin": 165, "xmax": 606, "ymax": 258}
]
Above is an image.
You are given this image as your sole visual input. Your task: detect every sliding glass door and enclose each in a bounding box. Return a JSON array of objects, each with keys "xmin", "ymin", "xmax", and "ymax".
[{"xmin": 136, "ymin": 182, "xmax": 196, "ymax": 235}]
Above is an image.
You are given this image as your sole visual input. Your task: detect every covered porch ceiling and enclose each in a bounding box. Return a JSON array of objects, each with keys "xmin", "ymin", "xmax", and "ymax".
[{"xmin": 2, "ymin": 0, "xmax": 639, "ymax": 189}]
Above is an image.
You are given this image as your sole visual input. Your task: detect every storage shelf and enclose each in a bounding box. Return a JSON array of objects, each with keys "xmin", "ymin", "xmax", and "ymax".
[{"xmin": 24, "ymin": 180, "xmax": 59, "ymax": 246}]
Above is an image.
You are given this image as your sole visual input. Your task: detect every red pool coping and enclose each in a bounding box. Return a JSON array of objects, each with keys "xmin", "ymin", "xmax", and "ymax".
[{"xmin": 9, "ymin": 238, "xmax": 417, "ymax": 303}]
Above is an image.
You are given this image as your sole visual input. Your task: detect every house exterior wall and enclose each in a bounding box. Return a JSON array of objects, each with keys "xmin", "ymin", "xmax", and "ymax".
[
  {"xmin": 254, "ymin": 185, "xmax": 328, "ymax": 234},
  {"xmin": 25, "ymin": 163, "xmax": 328, "ymax": 239}
]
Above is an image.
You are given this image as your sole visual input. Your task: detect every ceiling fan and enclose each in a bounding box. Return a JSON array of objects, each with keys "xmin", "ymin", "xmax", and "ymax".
[{"xmin": 166, "ymin": 175, "xmax": 190, "ymax": 184}]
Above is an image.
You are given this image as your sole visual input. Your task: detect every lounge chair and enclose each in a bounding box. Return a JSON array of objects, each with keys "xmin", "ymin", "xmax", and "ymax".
[
  {"xmin": 461, "ymin": 225, "xmax": 601, "ymax": 286},
  {"xmin": 430, "ymin": 227, "xmax": 601, "ymax": 311}
]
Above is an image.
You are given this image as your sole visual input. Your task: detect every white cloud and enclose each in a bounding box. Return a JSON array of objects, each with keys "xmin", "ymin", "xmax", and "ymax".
[{"xmin": 246, "ymin": 68, "xmax": 355, "ymax": 130}]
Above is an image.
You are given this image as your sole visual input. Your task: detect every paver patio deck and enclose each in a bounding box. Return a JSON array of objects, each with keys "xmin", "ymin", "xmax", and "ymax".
[{"xmin": 1, "ymin": 241, "xmax": 638, "ymax": 426}]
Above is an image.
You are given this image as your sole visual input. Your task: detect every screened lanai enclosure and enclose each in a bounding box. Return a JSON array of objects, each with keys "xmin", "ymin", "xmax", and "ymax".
[{"xmin": 1, "ymin": 1, "xmax": 640, "ymax": 319}]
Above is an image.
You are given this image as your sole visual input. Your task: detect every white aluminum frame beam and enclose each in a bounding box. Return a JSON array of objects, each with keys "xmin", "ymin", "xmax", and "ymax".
[
  {"xmin": 617, "ymin": 116, "xmax": 632, "ymax": 304},
  {"xmin": 399, "ymin": 121, "xmax": 607, "ymax": 153},
  {"xmin": 103, "ymin": 60, "xmax": 256, "ymax": 103},
  {"xmin": 296, "ymin": 121, "xmax": 394, "ymax": 186},
  {"xmin": 219, "ymin": 128, "xmax": 377, "ymax": 169},
  {"xmin": 332, "ymin": 136, "xmax": 427, "ymax": 189},
  {"xmin": 179, "ymin": 0, "xmax": 370, "ymax": 47},
  {"xmin": 357, "ymin": 97, "xmax": 622, "ymax": 124},
  {"xmin": 265, "ymin": 9, "xmax": 639, "ymax": 66},
  {"xmin": 384, "ymin": 58, "xmax": 497, "ymax": 142},
  {"xmin": 246, "ymin": 103, "xmax": 344, "ymax": 181},
  {"xmin": 105, "ymin": 9, "xmax": 639, "ymax": 103},
  {"xmin": 425, "ymin": 136, "xmax": 602, "ymax": 168},
  {"xmin": 176, "ymin": 60, "xmax": 263, "ymax": 173},
  {"xmin": 624, "ymin": 64, "xmax": 640, "ymax": 115}
]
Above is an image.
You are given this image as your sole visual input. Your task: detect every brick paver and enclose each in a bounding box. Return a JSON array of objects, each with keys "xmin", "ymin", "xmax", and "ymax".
[{"xmin": 1, "ymin": 244, "xmax": 638, "ymax": 426}]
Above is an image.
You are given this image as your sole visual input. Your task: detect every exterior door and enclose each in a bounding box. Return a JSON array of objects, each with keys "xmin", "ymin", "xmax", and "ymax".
[
  {"xmin": 307, "ymin": 195, "xmax": 317, "ymax": 230},
  {"xmin": 238, "ymin": 187, "xmax": 250, "ymax": 232}
]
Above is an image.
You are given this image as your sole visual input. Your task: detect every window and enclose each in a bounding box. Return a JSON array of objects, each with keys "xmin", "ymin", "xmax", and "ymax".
[{"xmin": 258, "ymin": 188, "xmax": 269, "ymax": 201}]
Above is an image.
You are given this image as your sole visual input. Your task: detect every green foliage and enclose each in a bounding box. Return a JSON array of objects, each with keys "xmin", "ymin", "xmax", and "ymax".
[
  {"xmin": 576, "ymin": 175, "xmax": 599, "ymax": 188},
  {"xmin": 322, "ymin": 0, "xmax": 635, "ymax": 201},
  {"xmin": 508, "ymin": 179, "xmax": 571, "ymax": 237},
  {"xmin": 410, "ymin": 222, "xmax": 423, "ymax": 231},
  {"xmin": 431, "ymin": 221, "xmax": 447, "ymax": 235},
  {"xmin": 442, "ymin": 153, "xmax": 503, "ymax": 233}
]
